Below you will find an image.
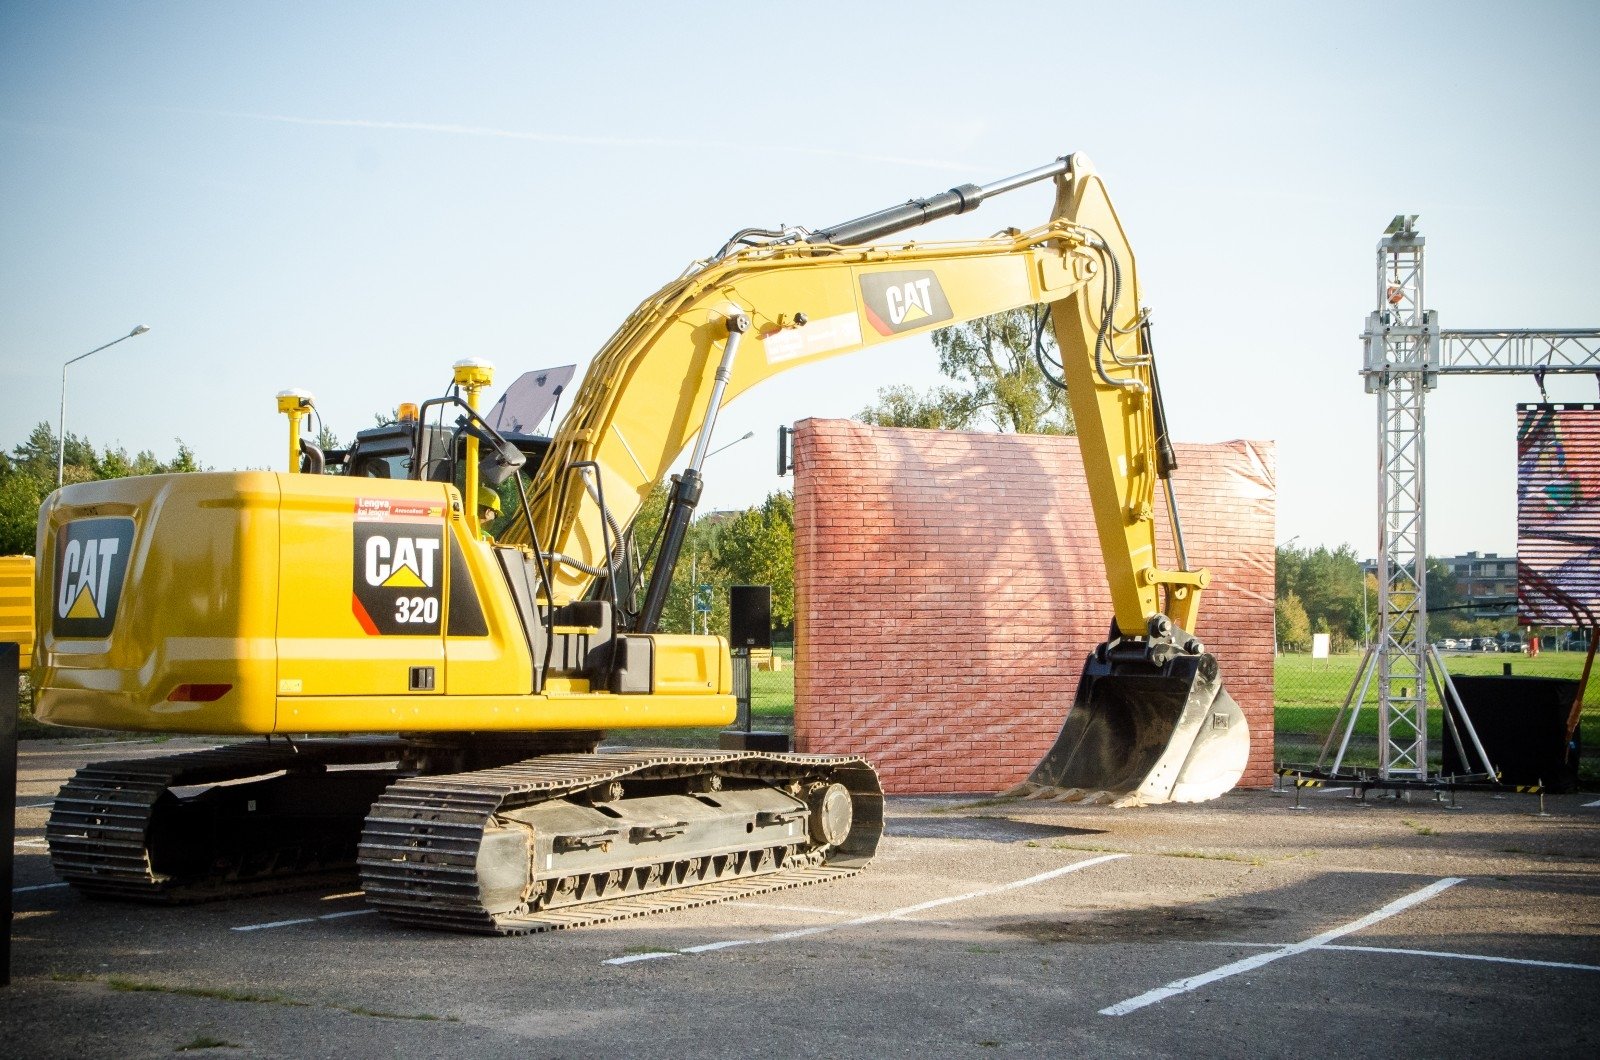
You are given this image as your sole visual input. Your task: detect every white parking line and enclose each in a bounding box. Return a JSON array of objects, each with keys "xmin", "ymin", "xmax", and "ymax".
[
  {"xmin": 739, "ymin": 902, "xmax": 860, "ymax": 916},
  {"xmin": 231, "ymin": 909, "xmax": 377, "ymax": 933},
  {"xmin": 1194, "ymin": 939, "xmax": 1600, "ymax": 972},
  {"xmin": 1583, "ymin": 798, "xmax": 1600, "ymax": 808},
  {"xmin": 1324, "ymin": 943, "xmax": 1600, "ymax": 972},
  {"xmin": 1100, "ymin": 877, "xmax": 1464, "ymax": 1016},
  {"xmin": 13, "ymin": 882, "xmax": 69, "ymax": 894},
  {"xmin": 13, "ymin": 838, "xmax": 48, "ymax": 849},
  {"xmin": 606, "ymin": 853, "xmax": 1128, "ymax": 967}
]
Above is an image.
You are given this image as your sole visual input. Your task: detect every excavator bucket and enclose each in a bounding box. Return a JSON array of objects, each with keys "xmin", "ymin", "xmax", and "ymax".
[{"xmin": 1006, "ymin": 640, "xmax": 1249, "ymax": 808}]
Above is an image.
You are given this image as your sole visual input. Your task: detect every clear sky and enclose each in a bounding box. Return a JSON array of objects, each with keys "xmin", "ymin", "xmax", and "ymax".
[{"xmin": 2, "ymin": 1, "xmax": 1596, "ymax": 557}]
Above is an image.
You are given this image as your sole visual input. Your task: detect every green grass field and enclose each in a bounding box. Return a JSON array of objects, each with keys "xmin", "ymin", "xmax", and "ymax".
[
  {"xmin": 735, "ymin": 649, "xmax": 1594, "ymax": 764},
  {"xmin": 749, "ymin": 647, "xmax": 796, "ymax": 718},
  {"xmin": 1275, "ymin": 650, "xmax": 1596, "ymax": 742}
]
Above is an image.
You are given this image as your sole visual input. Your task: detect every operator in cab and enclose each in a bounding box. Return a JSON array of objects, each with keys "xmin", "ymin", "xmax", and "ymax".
[{"xmin": 478, "ymin": 486, "xmax": 500, "ymax": 542}]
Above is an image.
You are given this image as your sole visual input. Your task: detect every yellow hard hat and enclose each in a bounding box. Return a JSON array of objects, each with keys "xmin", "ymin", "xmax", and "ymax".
[{"xmin": 478, "ymin": 486, "xmax": 501, "ymax": 515}]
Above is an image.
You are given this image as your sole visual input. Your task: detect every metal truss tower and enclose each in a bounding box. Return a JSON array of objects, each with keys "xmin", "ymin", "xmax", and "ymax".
[
  {"xmin": 1360, "ymin": 217, "xmax": 1434, "ymax": 776},
  {"xmin": 1331, "ymin": 216, "xmax": 1600, "ymax": 782}
]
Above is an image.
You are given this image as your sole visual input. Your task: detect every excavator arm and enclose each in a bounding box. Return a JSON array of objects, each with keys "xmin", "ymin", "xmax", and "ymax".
[
  {"xmin": 513, "ymin": 155, "xmax": 1199, "ymax": 639},
  {"xmin": 509, "ymin": 152, "xmax": 1248, "ymax": 805}
]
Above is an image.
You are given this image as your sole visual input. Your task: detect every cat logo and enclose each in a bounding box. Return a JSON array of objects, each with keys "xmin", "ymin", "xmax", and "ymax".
[
  {"xmin": 53, "ymin": 517, "xmax": 136, "ymax": 639},
  {"xmin": 364, "ymin": 535, "xmax": 440, "ymax": 588},
  {"xmin": 860, "ymin": 270, "xmax": 954, "ymax": 336},
  {"xmin": 352, "ymin": 522, "xmax": 444, "ymax": 636}
]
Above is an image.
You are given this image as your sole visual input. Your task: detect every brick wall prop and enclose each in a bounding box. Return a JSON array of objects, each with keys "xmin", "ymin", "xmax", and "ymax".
[{"xmin": 791, "ymin": 419, "xmax": 1275, "ymax": 795}]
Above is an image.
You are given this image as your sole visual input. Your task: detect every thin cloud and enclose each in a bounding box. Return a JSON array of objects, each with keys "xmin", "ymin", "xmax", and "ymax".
[{"xmin": 207, "ymin": 109, "xmax": 974, "ymax": 173}]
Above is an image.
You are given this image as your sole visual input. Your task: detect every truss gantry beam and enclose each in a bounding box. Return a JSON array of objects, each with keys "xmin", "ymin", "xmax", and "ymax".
[{"xmin": 1437, "ymin": 330, "xmax": 1600, "ymax": 373}]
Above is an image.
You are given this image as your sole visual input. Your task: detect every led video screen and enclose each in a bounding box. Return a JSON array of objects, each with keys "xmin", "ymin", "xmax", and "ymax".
[{"xmin": 1518, "ymin": 403, "xmax": 1600, "ymax": 626}]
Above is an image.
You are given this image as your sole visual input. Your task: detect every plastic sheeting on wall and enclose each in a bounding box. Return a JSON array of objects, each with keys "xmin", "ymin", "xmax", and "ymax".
[{"xmin": 791, "ymin": 419, "xmax": 1276, "ymax": 795}]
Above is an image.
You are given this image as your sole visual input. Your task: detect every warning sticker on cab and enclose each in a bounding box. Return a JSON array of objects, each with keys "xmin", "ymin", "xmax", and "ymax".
[{"xmin": 354, "ymin": 497, "xmax": 445, "ymax": 522}]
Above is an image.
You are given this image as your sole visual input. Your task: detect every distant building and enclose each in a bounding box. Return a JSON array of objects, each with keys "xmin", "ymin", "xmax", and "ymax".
[
  {"xmin": 1361, "ymin": 551, "xmax": 1518, "ymax": 621},
  {"xmin": 1439, "ymin": 551, "xmax": 1518, "ymax": 619}
]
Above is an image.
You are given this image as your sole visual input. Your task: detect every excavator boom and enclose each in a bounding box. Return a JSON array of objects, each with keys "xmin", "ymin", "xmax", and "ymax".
[
  {"xmin": 516, "ymin": 156, "xmax": 1204, "ymax": 630},
  {"xmin": 505, "ymin": 153, "xmax": 1249, "ymax": 804}
]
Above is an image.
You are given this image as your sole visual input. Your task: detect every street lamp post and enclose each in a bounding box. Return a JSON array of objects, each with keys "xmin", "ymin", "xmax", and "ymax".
[
  {"xmin": 705, "ymin": 430, "xmax": 755, "ymax": 462},
  {"xmin": 57, "ymin": 325, "xmax": 151, "ymax": 488}
]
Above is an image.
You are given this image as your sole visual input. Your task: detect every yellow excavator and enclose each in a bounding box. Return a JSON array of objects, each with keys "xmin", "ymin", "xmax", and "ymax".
[{"xmin": 32, "ymin": 153, "xmax": 1248, "ymax": 935}]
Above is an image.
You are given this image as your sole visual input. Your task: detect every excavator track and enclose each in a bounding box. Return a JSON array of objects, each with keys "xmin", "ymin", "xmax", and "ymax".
[
  {"xmin": 47, "ymin": 739, "xmax": 407, "ymax": 902},
  {"xmin": 357, "ymin": 748, "xmax": 883, "ymax": 935}
]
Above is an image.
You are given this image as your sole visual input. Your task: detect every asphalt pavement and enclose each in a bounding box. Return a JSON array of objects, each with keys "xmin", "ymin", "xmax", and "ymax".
[{"xmin": 4, "ymin": 737, "xmax": 1598, "ymax": 1058}]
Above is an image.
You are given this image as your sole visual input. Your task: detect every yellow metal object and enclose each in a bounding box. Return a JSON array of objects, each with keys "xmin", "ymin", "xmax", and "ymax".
[
  {"xmin": 35, "ymin": 472, "xmax": 283, "ymax": 733},
  {"xmin": 453, "ymin": 359, "xmax": 493, "ymax": 540},
  {"xmin": 1045, "ymin": 155, "xmax": 1207, "ymax": 636},
  {"xmin": 34, "ymin": 471, "xmax": 731, "ymax": 734},
  {"xmin": 35, "ymin": 154, "xmax": 1211, "ymax": 766},
  {"xmin": 27, "ymin": 154, "xmax": 1246, "ymax": 931},
  {"xmin": 516, "ymin": 226, "xmax": 1089, "ymax": 601},
  {"xmin": 276, "ymin": 389, "xmax": 314, "ymax": 474},
  {"xmin": 0, "ymin": 554, "xmax": 35, "ymax": 671},
  {"xmin": 510, "ymin": 153, "xmax": 1210, "ymax": 632},
  {"xmin": 451, "ymin": 359, "xmax": 495, "ymax": 391}
]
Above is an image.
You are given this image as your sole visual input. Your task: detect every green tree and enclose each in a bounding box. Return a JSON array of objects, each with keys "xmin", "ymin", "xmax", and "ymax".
[
  {"xmin": 1424, "ymin": 556, "xmax": 1471, "ymax": 638},
  {"xmin": 858, "ymin": 307, "xmax": 1074, "ymax": 434},
  {"xmin": 623, "ymin": 483, "xmax": 721, "ymax": 635},
  {"xmin": 0, "ymin": 424, "xmax": 202, "ymax": 555},
  {"xmin": 857, "ymin": 385, "xmax": 979, "ymax": 430},
  {"xmin": 1275, "ymin": 591, "xmax": 1311, "ymax": 652},
  {"xmin": 716, "ymin": 492, "xmax": 795, "ymax": 631},
  {"xmin": 621, "ymin": 487, "xmax": 796, "ymax": 638},
  {"xmin": 1275, "ymin": 541, "xmax": 1366, "ymax": 650},
  {"xmin": 0, "ymin": 473, "xmax": 43, "ymax": 554}
]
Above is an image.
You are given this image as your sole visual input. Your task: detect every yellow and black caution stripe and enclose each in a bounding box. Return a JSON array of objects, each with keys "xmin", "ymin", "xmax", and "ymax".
[
  {"xmin": 1493, "ymin": 770, "xmax": 1545, "ymax": 794},
  {"xmin": 1277, "ymin": 769, "xmax": 1326, "ymax": 789}
]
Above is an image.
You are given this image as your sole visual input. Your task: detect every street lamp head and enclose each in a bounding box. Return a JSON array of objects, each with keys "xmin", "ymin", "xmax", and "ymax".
[{"xmin": 58, "ymin": 323, "xmax": 155, "ymax": 487}]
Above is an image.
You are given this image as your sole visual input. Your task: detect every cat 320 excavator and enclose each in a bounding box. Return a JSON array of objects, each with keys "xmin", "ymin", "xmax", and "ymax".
[{"xmin": 33, "ymin": 153, "xmax": 1248, "ymax": 935}]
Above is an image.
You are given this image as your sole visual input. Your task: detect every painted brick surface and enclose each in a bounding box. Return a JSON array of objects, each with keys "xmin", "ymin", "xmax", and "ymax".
[{"xmin": 791, "ymin": 419, "xmax": 1276, "ymax": 795}]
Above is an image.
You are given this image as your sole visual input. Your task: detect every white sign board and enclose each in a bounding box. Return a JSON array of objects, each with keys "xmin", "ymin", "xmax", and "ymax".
[{"xmin": 1311, "ymin": 633, "xmax": 1331, "ymax": 659}]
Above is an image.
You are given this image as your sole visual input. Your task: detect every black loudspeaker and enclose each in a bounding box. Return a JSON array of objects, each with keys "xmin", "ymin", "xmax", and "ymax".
[
  {"xmin": 729, "ymin": 585, "xmax": 772, "ymax": 650},
  {"xmin": 1445, "ymin": 675, "xmax": 1581, "ymax": 791}
]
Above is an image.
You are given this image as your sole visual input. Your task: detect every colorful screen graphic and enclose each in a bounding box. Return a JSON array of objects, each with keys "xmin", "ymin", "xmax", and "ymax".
[{"xmin": 1517, "ymin": 404, "xmax": 1600, "ymax": 626}]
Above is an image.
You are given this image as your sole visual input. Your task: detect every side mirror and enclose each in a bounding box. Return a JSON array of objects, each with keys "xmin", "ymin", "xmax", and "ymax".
[{"xmin": 478, "ymin": 439, "xmax": 525, "ymax": 487}]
